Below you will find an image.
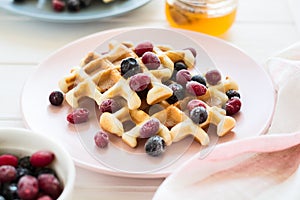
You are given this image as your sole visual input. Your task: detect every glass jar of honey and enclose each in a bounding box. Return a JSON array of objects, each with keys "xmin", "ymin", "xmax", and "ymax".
[{"xmin": 165, "ymin": 0, "xmax": 238, "ymax": 36}]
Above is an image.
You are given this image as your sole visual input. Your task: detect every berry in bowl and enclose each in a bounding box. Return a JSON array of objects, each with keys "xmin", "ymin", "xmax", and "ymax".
[{"xmin": 0, "ymin": 128, "xmax": 75, "ymax": 200}]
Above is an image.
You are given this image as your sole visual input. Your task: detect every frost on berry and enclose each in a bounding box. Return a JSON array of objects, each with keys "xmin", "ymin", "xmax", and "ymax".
[
  {"xmin": 140, "ymin": 118, "xmax": 160, "ymax": 138},
  {"xmin": 17, "ymin": 175, "xmax": 39, "ymax": 200},
  {"xmin": 0, "ymin": 165, "xmax": 17, "ymax": 183},
  {"xmin": 134, "ymin": 41, "xmax": 154, "ymax": 57},
  {"xmin": 129, "ymin": 73, "xmax": 151, "ymax": 92},
  {"xmin": 94, "ymin": 130, "xmax": 109, "ymax": 148},
  {"xmin": 38, "ymin": 174, "xmax": 63, "ymax": 199},
  {"xmin": 67, "ymin": 108, "xmax": 89, "ymax": 124}
]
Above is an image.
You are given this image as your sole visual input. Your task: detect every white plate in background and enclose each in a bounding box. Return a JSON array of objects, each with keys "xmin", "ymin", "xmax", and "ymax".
[{"xmin": 0, "ymin": 0, "xmax": 151, "ymax": 22}]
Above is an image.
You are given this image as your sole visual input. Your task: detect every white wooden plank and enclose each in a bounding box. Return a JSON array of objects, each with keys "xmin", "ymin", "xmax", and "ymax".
[{"xmin": 0, "ymin": 64, "xmax": 37, "ymax": 118}]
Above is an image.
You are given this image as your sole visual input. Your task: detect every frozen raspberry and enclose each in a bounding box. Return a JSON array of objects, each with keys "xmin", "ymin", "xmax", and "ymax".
[
  {"xmin": 52, "ymin": 0, "xmax": 65, "ymax": 12},
  {"xmin": 140, "ymin": 118, "xmax": 160, "ymax": 138},
  {"xmin": 38, "ymin": 174, "xmax": 63, "ymax": 199},
  {"xmin": 205, "ymin": 69, "xmax": 222, "ymax": 85},
  {"xmin": 0, "ymin": 165, "xmax": 17, "ymax": 183},
  {"xmin": 129, "ymin": 73, "xmax": 151, "ymax": 92},
  {"xmin": 99, "ymin": 99, "xmax": 120, "ymax": 113},
  {"xmin": 142, "ymin": 52, "xmax": 161, "ymax": 70},
  {"xmin": 37, "ymin": 195, "xmax": 53, "ymax": 200},
  {"xmin": 17, "ymin": 175, "xmax": 39, "ymax": 200},
  {"xmin": 134, "ymin": 41, "xmax": 154, "ymax": 57},
  {"xmin": 30, "ymin": 151, "xmax": 55, "ymax": 168},
  {"xmin": 176, "ymin": 69, "xmax": 192, "ymax": 85},
  {"xmin": 186, "ymin": 99, "xmax": 206, "ymax": 112},
  {"xmin": 0, "ymin": 154, "xmax": 18, "ymax": 167},
  {"xmin": 67, "ymin": 108, "xmax": 89, "ymax": 124},
  {"xmin": 186, "ymin": 81, "xmax": 207, "ymax": 96},
  {"xmin": 94, "ymin": 130, "xmax": 109, "ymax": 148},
  {"xmin": 225, "ymin": 98, "xmax": 241, "ymax": 116}
]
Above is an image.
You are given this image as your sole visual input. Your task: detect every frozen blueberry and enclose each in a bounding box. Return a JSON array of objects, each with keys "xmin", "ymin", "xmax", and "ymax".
[
  {"xmin": 120, "ymin": 57, "xmax": 141, "ymax": 79},
  {"xmin": 49, "ymin": 91, "xmax": 64, "ymax": 106},
  {"xmin": 190, "ymin": 106, "xmax": 208, "ymax": 124},
  {"xmin": 145, "ymin": 135, "xmax": 166, "ymax": 157}
]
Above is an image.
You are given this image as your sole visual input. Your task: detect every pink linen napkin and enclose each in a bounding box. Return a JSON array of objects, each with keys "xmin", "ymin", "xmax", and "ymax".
[{"xmin": 153, "ymin": 42, "xmax": 300, "ymax": 200}]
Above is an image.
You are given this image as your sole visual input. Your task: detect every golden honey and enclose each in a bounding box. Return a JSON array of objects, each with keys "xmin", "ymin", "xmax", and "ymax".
[{"xmin": 165, "ymin": 0, "xmax": 238, "ymax": 36}]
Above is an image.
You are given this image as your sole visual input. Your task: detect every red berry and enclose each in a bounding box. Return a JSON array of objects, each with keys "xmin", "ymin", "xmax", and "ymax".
[
  {"xmin": 0, "ymin": 154, "xmax": 18, "ymax": 167},
  {"xmin": 37, "ymin": 195, "xmax": 53, "ymax": 200},
  {"xmin": 225, "ymin": 98, "xmax": 241, "ymax": 116},
  {"xmin": 184, "ymin": 47, "xmax": 197, "ymax": 57},
  {"xmin": 0, "ymin": 165, "xmax": 17, "ymax": 183},
  {"xmin": 186, "ymin": 99, "xmax": 206, "ymax": 112},
  {"xmin": 94, "ymin": 130, "xmax": 109, "ymax": 148},
  {"xmin": 141, "ymin": 52, "xmax": 161, "ymax": 70},
  {"xmin": 129, "ymin": 73, "xmax": 151, "ymax": 92},
  {"xmin": 186, "ymin": 81, "xmax": 207, "ymax": 96},
  {"xmin": 99, "ymin": 99, "xmax": 120, "ymax": 113},
  {"xmin": 38, "ymin": 174, "xmax": 63, "ymax": 199},
  {"xmin": 17, "ymin": 175, "xmax": 39, "ymax": 200},
  {"xmin": 134, "ymin": 41, "xmax": 154, "ymax": 57},
  {"xmin": 30, "ymin": 151, "xmax": 55, "ymax": 168},
  {"xmin": 140, "ymin": 118, "xmax": 160, "ymax": 138},
  {"xmin": 52, "ymin": 0, "xmax": 65, "ymax": 12},
  {"xmin": 205, "ymin": 69, "xmax": 222, "ymax": 85},
  {"xmin": 67, "ymin": 108, "xmax": 89, "ymax": 124},
  {"xmin": 176, "ymin": 69, "xmax": 191, "ymax": 85}
]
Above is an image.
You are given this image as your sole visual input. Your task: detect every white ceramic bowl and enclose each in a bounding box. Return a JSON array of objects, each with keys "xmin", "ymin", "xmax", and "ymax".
[{"xmin": 0, "ymin": 128, "xmax": 76, "ymax": 200}]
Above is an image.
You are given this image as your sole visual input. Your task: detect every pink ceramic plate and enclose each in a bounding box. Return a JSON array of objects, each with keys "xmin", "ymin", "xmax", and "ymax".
[{"xmin": 21, "ymin": 27, "xmax": 276, "ymax": 178}]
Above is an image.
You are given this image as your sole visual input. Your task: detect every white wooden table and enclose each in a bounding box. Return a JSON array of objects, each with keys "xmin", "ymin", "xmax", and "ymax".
[{"xmin": 0, "ymin": 0, "xmax": 299, "ymax": 199}]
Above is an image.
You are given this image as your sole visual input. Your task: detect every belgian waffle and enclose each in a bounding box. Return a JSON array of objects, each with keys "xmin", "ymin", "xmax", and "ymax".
[{"xmin": 58, "ymin": 40, "xmax": 240, "ymax": 150}]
